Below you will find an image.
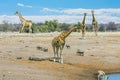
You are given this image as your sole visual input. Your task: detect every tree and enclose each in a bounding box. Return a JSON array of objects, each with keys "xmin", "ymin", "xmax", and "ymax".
[
  {"xmin": 39, "ymin": 25, "xmax": 49, "ymax": 32},
  {"xmin": 107, "ymin": 22, "xmax": 117, "ymax": 31},
  {"xmin": 2, "ymin": 20, "xmax": 9, "ymax": 32},
  {"xmin": 99, "ymin": 23, "xmax": 106, "ymax": 32},
  {"xmin": 59, "ymin": 23, "xmax": 71, "ymax": 31},
  {"xmin": 31, "ymin": 23, "xmax": 38, "ymax": 33},
  {"xmin": 44, "ymin": 20, "xmax": 58, "ymax": 32}
]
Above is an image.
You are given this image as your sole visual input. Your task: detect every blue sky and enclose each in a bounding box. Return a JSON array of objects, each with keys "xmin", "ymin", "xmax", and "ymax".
[{"xmin": 0, "ymin": 0, "xmax": 120, "ymax": 23}]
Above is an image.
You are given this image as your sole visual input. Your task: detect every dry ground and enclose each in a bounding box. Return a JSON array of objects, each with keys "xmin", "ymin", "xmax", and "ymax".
[{"xmin": 0, "ymin": 32, "xmax": 120, "ymax": 80}]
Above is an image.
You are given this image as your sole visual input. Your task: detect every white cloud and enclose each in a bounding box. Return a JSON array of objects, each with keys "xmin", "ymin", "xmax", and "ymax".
[
  {"xmin": 17, "ymin": 3, "xmax": 32, "ymax": 8},
  {"xmin": 63, "ymin": 8, "xmax": 91, "ymax": 15},
  {"xmin": 1, "ymin": 8, "xmax": 120, "ymax": 24},
  {"xmin": 40, "ymin": 8, "xmax": 120, "ymax": 23},
  {"xmin": 0, "ymin": 15, "xmax": 20, "ymax": 24},
  {"xmin": 42, "ymin": 8, "xmax": 92, "ymax": 15},
  {"xmin": 17, "ymin": 3, "xmax": 24, "ymax": 7},
  {"xmin": 26, "ymin": 5, "xmax": 32, "ymax": 8},
  {"xmin": 0, "ymin": 15, "xmax": 83, "ymax": 24},
  {"xmin": 0, "ymin": 14, "xmax": 120, "ymax": 24},
  {"xmin": 95, "ymin": 8, "xmax": 120, "ymax": 14},
  {"xmin": 42, "ymin": 8, "xmax": 62, "ymax": 13},
  {"xmin": 41, "ymin": 8, "xmax": 120, "ymax": 15}
]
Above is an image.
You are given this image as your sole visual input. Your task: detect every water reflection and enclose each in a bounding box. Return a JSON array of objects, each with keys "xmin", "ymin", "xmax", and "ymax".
[{"xmin": 101, "ymin": 74, "xmax": 120, "ymax": 80}]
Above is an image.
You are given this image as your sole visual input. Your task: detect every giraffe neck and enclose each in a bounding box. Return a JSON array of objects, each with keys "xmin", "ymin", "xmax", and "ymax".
[
  {"xmin": 60, "ymin": 27, "xmax": 76, "ymax": 39},
  {"xmin": 82, "ymin": 14, "xmax": 86, "ymax": 25},
  {"xmin": 92, "ymin": 13, "xmax": 96, "ymax": 22},
  {"xmin": 17, "ymin": 12, "xmax": 26, "ymax": 22}
]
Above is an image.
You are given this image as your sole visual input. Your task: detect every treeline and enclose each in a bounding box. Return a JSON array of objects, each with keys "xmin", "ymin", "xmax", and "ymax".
[{"xmin": 0, "ymin": 20, "xmax": 120, "ymax": 33}]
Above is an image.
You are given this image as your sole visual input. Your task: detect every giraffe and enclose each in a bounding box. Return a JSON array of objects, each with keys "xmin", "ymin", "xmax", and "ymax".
[
  {"xmin": 52, "ymin": 26, "xmax": 78, "ymax": 64},
  {"xmin": 98, "ymin": 70, "xmax": 108, "ymax": 80},
  {"xmin": 81, "ymin": 13, "xmax": 87, "ymax": 39},
  {"xmin": 15, "ymin": 11, "xmax": 32, "ymax": 33},
  {"xmin": 91, "ymin": 10, "xmax": 98, "ymax": 36}
]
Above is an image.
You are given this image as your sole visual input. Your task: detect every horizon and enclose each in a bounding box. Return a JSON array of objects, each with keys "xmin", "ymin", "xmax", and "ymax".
[{"xmin": 0, "ymin": 0, "xmax": 120, "ymax": 24}]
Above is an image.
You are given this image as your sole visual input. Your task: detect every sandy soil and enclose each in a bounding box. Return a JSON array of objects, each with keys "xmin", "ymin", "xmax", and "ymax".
[{"xmin": 0, "ymin": 32, "xmax": 120, "ymax": 80}]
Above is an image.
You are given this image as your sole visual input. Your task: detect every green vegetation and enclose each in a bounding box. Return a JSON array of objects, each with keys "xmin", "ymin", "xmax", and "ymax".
[{"xmin": 0, "ymin": 20, "xmax": 119, "ymax": 33}]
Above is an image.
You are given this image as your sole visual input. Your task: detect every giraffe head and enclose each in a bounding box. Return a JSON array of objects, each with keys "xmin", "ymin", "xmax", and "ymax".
[
  {"xmin": 14, "ymin": 11, "xmax": 19, "ymax": 15},
  {"xmin": 91, "ymin": 10, "xmax": 94, "ymax": 14},
  {"xmin": 84, "ymin": 13, "xmax": 87, "ymax": 16},
  {"xmin": 73, "ymin": 23, "xmax": 82, "ymax": 32},
  {"xmin": 73, "ymin": 25, "xmax": 79, "ymax": 29},
  {"xmin": 73, "ymin": 25, "xmax": 81, "ymax": 32}
]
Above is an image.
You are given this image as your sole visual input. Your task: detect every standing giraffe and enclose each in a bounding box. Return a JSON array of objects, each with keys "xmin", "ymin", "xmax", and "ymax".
[
  {"xmin": 15, "ymin": 11, "xmax": 32, "ymax": 33},
  {"xmin": 81, "ymin": 13, "xmax": 87, "ymax": 39},
  {"xmin": 98, "ymin": 70, "xmax": 108, "ymax": 80},
  {"xmin": 91, "ymin": 10, "xmax": 98, "ymax": 36},
  {"xmin": 52, "ymin": 26, "xmax": 78, "ymax": 63}
]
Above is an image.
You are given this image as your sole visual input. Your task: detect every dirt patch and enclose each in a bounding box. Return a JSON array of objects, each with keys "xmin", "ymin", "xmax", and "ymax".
[{"xmin": 0, "ymin": 32, "xmax": 120, "ymax": 80}]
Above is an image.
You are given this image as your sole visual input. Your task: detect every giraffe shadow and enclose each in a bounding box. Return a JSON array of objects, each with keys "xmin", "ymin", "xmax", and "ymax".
[{"xmin": 49, "ymin": 57, "xmax": 61, "ymax": 63}]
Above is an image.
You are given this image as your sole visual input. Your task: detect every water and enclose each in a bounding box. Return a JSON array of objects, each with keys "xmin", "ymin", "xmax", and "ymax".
[{"xmin": 101, "ymin": 74, "xmax": 120, "ymax": 80}]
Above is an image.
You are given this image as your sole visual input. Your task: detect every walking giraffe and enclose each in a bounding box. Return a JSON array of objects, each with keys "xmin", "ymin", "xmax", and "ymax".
[
  {"xmin": 81, "ymin": 13, "xmax": 87, "ymax": 39},
  {"xmin": 91, "ymin": 10, "xmax": 98, "ymax": 36},
  {"xmin": 52, "ymin": 26, "xmax": 78, "ymax": 63},
  {"xmin": 15, "ymin": 11, "xmax": 32, "ymax": 33},
  {"xmin": 98, "ymin": 70, "xmax": 108, "ymax": 80}
]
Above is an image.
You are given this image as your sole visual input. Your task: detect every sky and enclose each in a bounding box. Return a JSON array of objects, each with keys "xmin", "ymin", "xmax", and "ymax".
[{"xmin": 0, "ymin": 0, "xmax": 120, "ymax": 24}]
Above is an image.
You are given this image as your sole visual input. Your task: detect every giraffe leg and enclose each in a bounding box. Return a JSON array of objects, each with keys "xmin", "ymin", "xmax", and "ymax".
[
  {"xmin": 98, "ymin": 74, "xmax": 101, "ymax": 80},
  {"xmin": 95, "ymin": 29, "xmax": 98, "ymax": 36},
  {"xmin": 19, "ymin": 25, "xmax": 22, "ymax": 33},
  {"xmin": 82, "ymin": 30, "xmax": 84, "ymax": 38},
  {"xmin": 56, "ymin": 47, "xmax": 59, "ymax": 62},
  {"xmin": 105, "ymin": 75, "xmax": 108, "ymax": 80},
  {"xmin": 60, "ymin": 53, "xmax": 63, "ymax": 64},
  {"xmin": 95, "ymin": 26, "xmax": 98, "ymax": 36},
  {"xmin": 82, "ymin": 30, "xmax": 85, "ymax": 39},
  {"xmin": 20, "ymin": 25, "xmax": 24, "ymax": 33},
  {"xmin": 93, "ymin": 25, "xmax": 97, "ymax": 36},
  {"xmin": 59, "ymin": 44, "xmax": 65, "ymax": 64},
  {"xmin": 83, "ymin": 30, "xmax": 86, "ymax": 39},
  {"xmin": 59, "ymin": 50, "xmax": 63, "ymax": 63},
  {"xmin": 104, "ymin": 75, "xmax": 108, "ymax": 80},
  {"xmin": 52, "ymin": 46, "xmax": 56, "ymax": 62},
  {"xmin": 53, "ymin": 46, "xmax": 60, "ymax": 62},
  {"xmin": 92, "ymin": 25, "xmax": 95, "ymax": 34},
  {"xmin": 53, "ymin": 46, "xmax": 57, "ymax": 62},
  {"xmin": 28, "ymin": 26, "xmax": 32, "ymax": 33},
  {"xmin": 92, "ymin": 25, "xmax": 95, "ymax": 32}
]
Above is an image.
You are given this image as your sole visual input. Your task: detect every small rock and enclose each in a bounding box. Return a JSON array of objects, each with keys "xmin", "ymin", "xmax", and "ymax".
[
  {"xmin": 90, "ymin": 55, "xmax": 94, "ymax": 56},
  {"xmin": 76, "ymin": 49, "xmax": 84, "ymax": 56},
  {"xmin": 25, "ymin": 46, "xmax": 29, "ymax": 47},
  {"xmin": 66, "ymin": 44, "xmax": 70, "ymax": 49},
  {"xmin": 8, "ymin": 71, "xmax": 12, "ymax": 74},
  {"xmin": 96, "ymin": 41, "xmax": 99, "ymax": 43},
  {"xmin": 36, "ymin": 46, "xmax": 43, "ymax": 50},
  {"xmin": 3, "ymin": 74, "xmax": 5, "ymax": 77},
  {"xmin": 42, "ymin": 48, "xmax": 48, "ymax": 52},
  {"xmin": 16, "ymin": 57, "xmax": 22, "ymax": 59},
  {"xmin": 87, "ymin": 49, "xmax": 91, "ymax": 50}
]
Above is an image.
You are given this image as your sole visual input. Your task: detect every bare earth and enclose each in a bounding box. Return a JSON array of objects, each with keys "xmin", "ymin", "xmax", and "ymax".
[{"xmin": 0, "ymin": 32, "xmax": 120, "ymax": 80}]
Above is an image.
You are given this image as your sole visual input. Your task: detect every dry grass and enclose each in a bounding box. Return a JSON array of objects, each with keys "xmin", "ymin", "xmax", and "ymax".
[{"xmin": 0, "ymin": 32, "xmax": 120, "ymax": 80}]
